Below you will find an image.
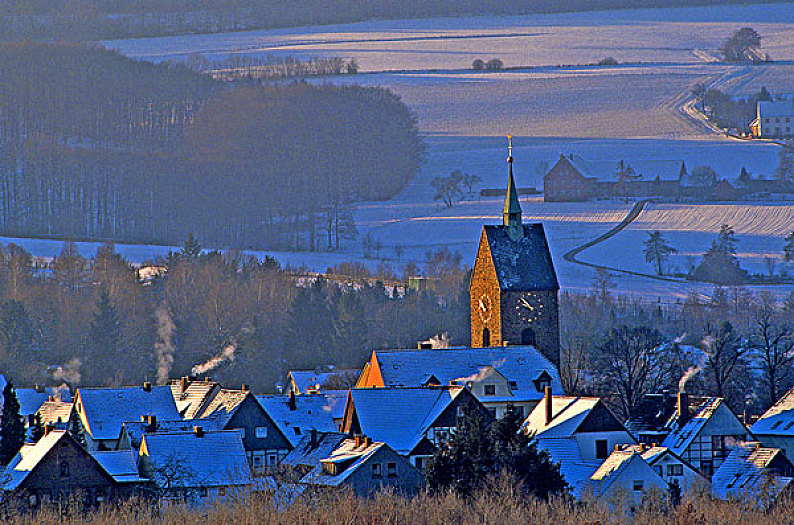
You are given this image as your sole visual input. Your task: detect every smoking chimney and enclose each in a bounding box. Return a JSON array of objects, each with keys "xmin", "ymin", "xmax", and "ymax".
[
  {"xmin": 142, "ymin": 381, "xmax": 152, "ymax": 392},
  {"xmin": 180, "ymin": 376, "xmax": 189, "ymax": 394},
  {"xmin": 194, "ymin": 426, "xmax": 204, "ymax": 438},
  {"xmin": 544, "ymin": 386, "xmax": 553, "ymax": 425},
  {"xmin": 677, "ymin": 391, "xmax": 690, "ymax": 427}
]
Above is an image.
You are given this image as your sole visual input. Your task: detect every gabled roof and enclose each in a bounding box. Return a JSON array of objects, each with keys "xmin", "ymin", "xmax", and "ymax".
[
  {"xmin": 76, "ymin": 385, "xmax": 180, "ymax": 441},
  {"xmin": 751, "ymin": 386, "xmax": 794, "ymax": 437},
  {"xmin": 345, "ymin": 386, "xmax": 467, "ymax": 455},
  {"xmin": 168, "ymin": 379, "xmax": 220, "ymax": 419},
  {"xmin": 589, "ymin": 450, "xmax": 650, "ymax": 496},
  {"xmin": 281, "ymin": 431, "xmax": 348, "ymax": 469},
  {"xmin": 661, "ymin": 398, "xmax": 740, "ymax": 456},
  {"xmin": 521, "ymin": 396, "xmax": 628, "ymax": 440},
  {"xmin": 15, "ymin": 387, "xmax": 72, "ymax": 416},
  {"xmin": 544, "ymin": 155, "xmax": 597, "ymax": 181},
  {"xmin": 712, "ymin": 443, "xmax": 794, "ymax": 502},
  {"xmin": 121, "ymin": 417, "xmax": 225, "ymax": 450},
  {"xmin": 364, "ymin": 346, "xmax": 562, "ymax": 401},
  {"xmin": 758, "ymin": 99, "xmax": 794, "ymax": 118},
  {"xmin": 194, "ymin": 388, "xmax": 249, "ymax": 424},
  {"xmin": 299, "ymin": 438, "xmax": 388, "ymax": 487},
  {"xmin": 1, "ymin": 430, "xmax": 130, "ymax": 492},
  {"xmin": 288, "ymin": 370, "xmax": 358, "ymax": 394},
  {"xmin": 256, "ymin": 394, "xmax": 338, "ymax": 447},
  {"xmin": 140, "ymin": 430, "xmax": 252, "ymax": 488},
  {"xmin": 535, "ymin": 437, "xmax": 601, "ymax": 498},
  {"xmin": 34, "ymin": 400, "xmax": 74, "ymax": 427},
  {"xmin": 92, "ymin": 449, "xmax": 146, "ymax": 484},
  {"xmin": 482, "ymin": 223, "xmax": 558, "ymax": 291}
]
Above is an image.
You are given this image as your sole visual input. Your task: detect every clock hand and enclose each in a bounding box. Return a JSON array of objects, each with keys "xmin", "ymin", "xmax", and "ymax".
[{"xmin": 479, "ymin": 299, "xmax": 486, "ymax": 311}]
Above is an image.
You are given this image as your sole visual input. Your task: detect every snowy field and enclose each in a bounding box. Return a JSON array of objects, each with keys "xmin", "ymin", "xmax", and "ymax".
[{"xmin": 11, "ymin": 3, "xmax": 781, "ymax": 300}]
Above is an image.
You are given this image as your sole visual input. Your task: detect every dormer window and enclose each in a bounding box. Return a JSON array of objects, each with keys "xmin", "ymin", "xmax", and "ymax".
[
  {"xmin": 533, "ymin": 371, "xmax": 552, "ymax": 393},
  {"xmin": 484, "ymin": 385, "xmax": 496, "ymax": 396}
]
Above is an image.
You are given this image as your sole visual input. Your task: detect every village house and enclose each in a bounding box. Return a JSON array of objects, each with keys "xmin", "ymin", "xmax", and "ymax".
[
  {"xmin": 620, "ymin": 444, "xmax": 707, "ymax": 493},
  {"xmin": 168, "ymin": 376, "xmax": 223, "ymax": 419},
  {"xmin": 0, "ymin": 429, "xmax": 147, "ymax": 509},
  {"xmin": 356, "ymin": 346, "xmax": 562, "ymax": 420},
  {"xmin": 257, "ymin": 392, "xmax": 339, "ymax": 453},
  {"xmin": 341, "ymin": 385, "xmax": 491, "ymax": 470},
  {"xmin": 750, "ymin": 98, "xmax": 794, "ymax": 138},
  {"xmin": 138, "ymin": 427, "xmax": 252, "ymax": 503},
  {"xmin": 750, "ymin": 386, "xmax": 794, "ymax": 455},
  {"xmin": 543, "ymin": 154, "xmax": 599, "ymax": 202},
  {"xmin": 296, "ymin": 434, "xmax": 424, "ymax": 497},
  {"xmin": 27, "ymin": 399, "xmax": 75, "ymax": 440},
  {"xmin": 73, "ymin": 383, "xmax": 181, "ymax": 451},
  {"xmin": 284, "ymin": 368, "xmax": 359, "ymax": 395},
  {"xmin": 520, "ymin": 389, "xmax": 672, "ymax": 501},
  {"xmin": 711, "ymin": 442, "xmax": 794, "ymax": 506},
  {"xmin": 626, "ymin": 392, "xmax": 752, "ymax": 476}
]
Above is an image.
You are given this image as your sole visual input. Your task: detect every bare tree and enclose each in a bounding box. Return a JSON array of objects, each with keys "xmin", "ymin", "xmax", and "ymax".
[
  {"xmin": 701, "ymin": 321, "xmax": 748, "ymax": 399},
  {"xmin": 750, "ymin": 310, "xmax": 794, "ymax": 408}
]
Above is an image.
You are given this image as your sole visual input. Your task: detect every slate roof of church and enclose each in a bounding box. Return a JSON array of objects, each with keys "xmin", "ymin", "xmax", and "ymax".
[
  {"xmin": 370, "ymin": 346, "xmax": 562, "ymax": 402},
  {"xmin": 483, "ymin": 223, "xmax": 558, "ymax": 291}
]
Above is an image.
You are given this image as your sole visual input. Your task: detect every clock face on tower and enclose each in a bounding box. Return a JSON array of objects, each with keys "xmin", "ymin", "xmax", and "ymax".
[
  {"xmin": 516, "ymin": 292, "xmax": 544, "ymax": 323},
  {"xmin": 477, "ymin": 294, "xmax": 493, "ymax": 322}
]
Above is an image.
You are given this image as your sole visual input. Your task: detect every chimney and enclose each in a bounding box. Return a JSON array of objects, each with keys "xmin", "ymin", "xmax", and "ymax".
[
  {"xmin": 241, "ymin": 383, "xmax": 250, "ymax": 391},
  {"xmin": 44, "ymin": 424, "xmax": 54, "ymax": 436},
  {"xmin": 35, "ymin": 384, "xmax": 45, "ymax": 393},
  {"xmin": 544, "ymin": 386, "xmax": 553, "ymax": 425},
  {"xmin": 142, "ymin": 381, "xmax": 152, "ymax": 392},
  {"xmin": 310, "ymin": 429, "xmax": 318, "ymax": 447},
  {"xmin": 677, "ymin": 391, "xmax": 690, "ymax": 427},
  {"xmin": 148, "ymin": 415, "xmax": 157, "ymax": 432},
  {"xmin": 194, "ymin": 426, "xmax": 204, "ymax": 438},
  {"xmin": 354, "ymin": 434, "xmax": 363, "ymax": 447},
  {"xmin": 364, "ymin": 436, "xmax": 372, "ymax": 448},
  {"xmin": 48, "ymin": 395, "xmax": 54, "ymax": 402},
  {"xmin": 288, "ymin": 390, "xmax": 297, "ymax": 411},
  {"xmin": 180, "ymin": 376, "xmax": 189, "ymax": 394}
]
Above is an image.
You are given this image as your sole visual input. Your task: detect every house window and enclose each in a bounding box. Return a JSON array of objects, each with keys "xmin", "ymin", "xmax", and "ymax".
[
  {"xmin": 293, "ymin": 427, "xmax": 302, "ymax": 435},
  {"xmin": 253, "ymin": 456, "xmax": 263, "ymax": 468},
  {"xmin": 484, "ymin": 385, "xmax": 496, "ymax": 396},
  {"xmin": 372, "ymin": 463, "xmax": 382, "ymax": 478},
  {"xmin": 482, "ymin": 327, "xmax": 491, "ymax": 347},
  {"xmin": 595, "ymin": 440, "xmax": 608, "ymax": 459},
  {"xmin": 667, "ymin": 464, "xmax": 683, "ymax": 476},
  {"xmin": 387, "ymin": 462, "xmax": 397, "ymax": 478},
  {"xmin": 200, "ymin": 487, "xmax": 208, "ymax": 498},
  {"xmin": 255, "ymin": 427, "xmax": 268, "ymax": 438},
  {"xmin": 219, "ymin": 487, "xmax": 226, "ymax": 497},
  {"xmin": 633, "ymin": 480, "xmax": 644, "ymax": 492},
  {"xmin": 268, "ymin": 454, "xmax": 277, "ymax": 466},
  {"xmin": 415, "ymin": 457, "xmax": 424, "ymax": 470},
  {"xmin": 60, "ymin": 460, "xmax": 70, "ymax": 478}
]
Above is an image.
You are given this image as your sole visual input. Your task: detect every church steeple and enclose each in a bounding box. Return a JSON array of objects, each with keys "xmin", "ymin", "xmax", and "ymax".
[{"xmin": 503, "ymin": 136, "xmax": 523, "ymax": 241}]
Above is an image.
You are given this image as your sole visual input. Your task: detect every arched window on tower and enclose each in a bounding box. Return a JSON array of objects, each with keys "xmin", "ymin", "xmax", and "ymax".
[
  {"xmin": 482, "ymin": 327, "xmax": 491, "ymax": 347},
  {"xmin": 521, "ymin": 328, "xmax": 536, "ymax": 346}
]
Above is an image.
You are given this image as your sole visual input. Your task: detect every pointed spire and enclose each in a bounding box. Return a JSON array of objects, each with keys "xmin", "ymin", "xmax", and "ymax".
[{"xmin": 503, "ymin": 135, "xmax": 523, "ymax": 241}]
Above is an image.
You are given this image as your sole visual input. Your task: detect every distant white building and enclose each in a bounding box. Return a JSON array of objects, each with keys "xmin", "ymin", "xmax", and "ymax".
[{"xmin": 751, "ymin": 98, "xmax": 794, "ymax": 138}]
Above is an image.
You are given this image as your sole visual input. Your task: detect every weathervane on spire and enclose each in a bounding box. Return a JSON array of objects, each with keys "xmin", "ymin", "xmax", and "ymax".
[{"xmin": 507, "ymin": 135, "xmax": 514, "ymax": 164}]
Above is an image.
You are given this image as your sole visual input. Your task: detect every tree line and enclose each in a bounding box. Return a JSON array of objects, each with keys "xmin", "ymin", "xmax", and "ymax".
[
  {"xmin": 1, "ymin": 0, "xmax": 787, "ymax": 40},
  {"xmin": 0, "ymin": 42, "xmax": 422, "ymax": 251}
]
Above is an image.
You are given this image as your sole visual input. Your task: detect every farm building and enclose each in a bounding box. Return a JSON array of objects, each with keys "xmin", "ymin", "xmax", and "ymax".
[{"xmin": 751, "ymin": 98, "xmax": 794, "ymax": 138}]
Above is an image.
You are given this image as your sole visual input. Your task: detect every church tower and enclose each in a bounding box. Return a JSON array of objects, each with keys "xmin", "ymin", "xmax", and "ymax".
[{"xmin": 469, "ymin": 137, "xmax": 560, "ymax": 367}]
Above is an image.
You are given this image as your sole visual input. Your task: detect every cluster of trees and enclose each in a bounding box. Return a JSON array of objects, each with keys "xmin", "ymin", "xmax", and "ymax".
[
  {"xmin": 642, "ymin": 225, "xmax": 794, "ymax": 284},
  {"xmin": 431, "ymin": 170, "xmax": 482, "ymax": 207},
  {"xmin": 691, "ymin": 85, "xmax": 769, "ymax": 133},
  {"xmin": 190, "ymin": 53, "xmax": 359, "ymax": 81},
  {"xmin": 0, "ymin": 42, "xmax": 422, "ymax": 251},
  {"xmin": 472, "ymin": 59, "xmax": 504, "ymax": 71},
  {"xmin": 0, "ymin": 239, "xmax": 468, "ymax": 392},
  {"xmin": 720, "ymin": 27, "xmax": 768, "ymax": 63},
  {"xmin": 561, "ymin": 277, "xmax": 794, "ymax": 419}
]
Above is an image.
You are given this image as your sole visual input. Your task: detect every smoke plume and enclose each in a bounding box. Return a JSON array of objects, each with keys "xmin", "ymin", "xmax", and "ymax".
[
  {"xmin": 192, "ymin": 342, "xmax": 236, "ymax": 375},
  {"xmin": 52, "ymin": 383, "xmax": 70, "ymax": 401},
  {"xmin": 155, "ymin": 304, "xmax": 176, "ymax": 385},
  {"xmin": 53, "ymin": 358, "xmax": 82, "ymax": 385},
  {"xmin": 422, "ymin": 333, "xmax": 451, "ymax": 349},
  {"xmin": 453, "ymin": 358, "xmax": 506, "ymax": 384},
  {"xmin": 679, "ymin": 336, "xmax": 710, "ymax": 392}
]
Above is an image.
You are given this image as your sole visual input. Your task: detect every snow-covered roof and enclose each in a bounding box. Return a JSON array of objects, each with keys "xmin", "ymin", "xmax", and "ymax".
[
  {"xmin": 194, "ymin": 388, "xmax": 249, "ymax": 424},
  {"xmin": 521, "ymin": 396, "xmax": 601, "ymax": 439},
  {"xmin": 92, "ymin": 449, "xmax": 145, "ymax": 484},
  {"xmin": 758, "ymin": 100, "xmax": 794, "ymax": 119},
  {"xmin": 256, "ymin": 394, "xmax": 338, "ymax": 447},
  {"xmin": 15, "ymin": 387, "xmax": 71, "ymax": 416},
  {"xmin": 751, "ymin": 386, "xmax": 794, "ymax": 437},
  {"xmin": 140, "ymin": 430, "xmax": 252, "ymax": 488},
  {"xmin": 322, "ymin": 390, "xmax": 349, "ymax": 420},
  {"xmin": 2, "ymin": 430, "xmax": 68, "ymax": 491},
  {"xmin": 299, "ymin": 438, "xmax": 386, "ymax": 487},
  {"xmin": 346, "ymin": 386, "xmax": 466, "ymax": 455},
  {"xmin": 712, "ymin": 443, "xmax": 793, "ymax": 502},
  {"xmin": 368, "ymin": 346, "xmax": 562, "ymax": 402},
  {"xmin": 35, "ymin": 400, "xmax": 74, "ymax": 427},
  {"xmin": 169, "ymin": 379, "xmax": 220, "ymax": 419},
  {"xmin": 281, "ymin": 431, "xmax": 348, "ymax": 469},
  {"xmin": 589, "ymin": 449, "xmax": 645, "ymax": 496},
  {"xmin": 535, "ymin": 437, "xmax": 601, "ymax": 498},
  {"xmin": 122, "ymin": 417, "xmax": 225, "ymax": 450},
  {"xmin": 77, "ymin": 385, "xmax": 180, "ymax": 441},
  {"xmin": 483, "ymin": 223, "xmax": 558, "ymax": 291},
  {"xmin": 661, "ymin": 397, "xmax": 725, "ymax": 456}
]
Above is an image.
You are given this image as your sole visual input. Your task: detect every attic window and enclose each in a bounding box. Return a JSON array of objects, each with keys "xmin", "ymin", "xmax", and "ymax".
[
  {"xmin": 484, "ymin": 385, "xmax": 496, "ymax": 396},
  {"xmin": 633, "ymin": 480, "xmax": 644, "ymax": 492},
  {"xmin": 293, "ymin": 427, "xmax": 302, "ymax": 435},
  {"xmin": 785, "ymin": 422, "xmax": 794, "ymax": 430},
  {"xmin": 509, "ymin": 381, "xmax": 518, "ymax": 390},
  {"xmin": 771, "ymin": 421, "xmax": 783, "ymax": 430}
]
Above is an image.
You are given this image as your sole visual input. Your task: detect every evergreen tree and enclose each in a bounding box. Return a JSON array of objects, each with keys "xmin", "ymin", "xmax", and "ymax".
[
  {"xmin": 427, "ymin": 406, "xmax": 567, "ymax": 500},
  {"xmin": 29, "ymin": 413, "xmax": 44, "ymax": 443},
  {"xmin": 0, "ymin": 382, "xmax": 26, "ymax": 464},
  {"xmin": 0, "ymin": 300, "xmax": 34, "ymax": 365},
  {"xmin": 785, "ymin": 231, "xmax": 794, "ymax": 263},
  {"xmin": 86, "ymin": 288, "xmax": 122, "ymax": 382},
  {"xmin": 694, "ymin": 224, "xmax": 747, "ymax": 285},
  {"xmin": 643, "ymin": 231, "xmax": 677, "ymax": 275},
  {"xmin": 181, "ymin": 233, "xmax": 202, "ymax": 260}
]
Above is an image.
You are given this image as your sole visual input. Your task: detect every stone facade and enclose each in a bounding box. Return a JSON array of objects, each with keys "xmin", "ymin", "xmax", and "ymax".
[{"xmin": 469, "ymin": 232, "xmax": 502, "ymax": 348}]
